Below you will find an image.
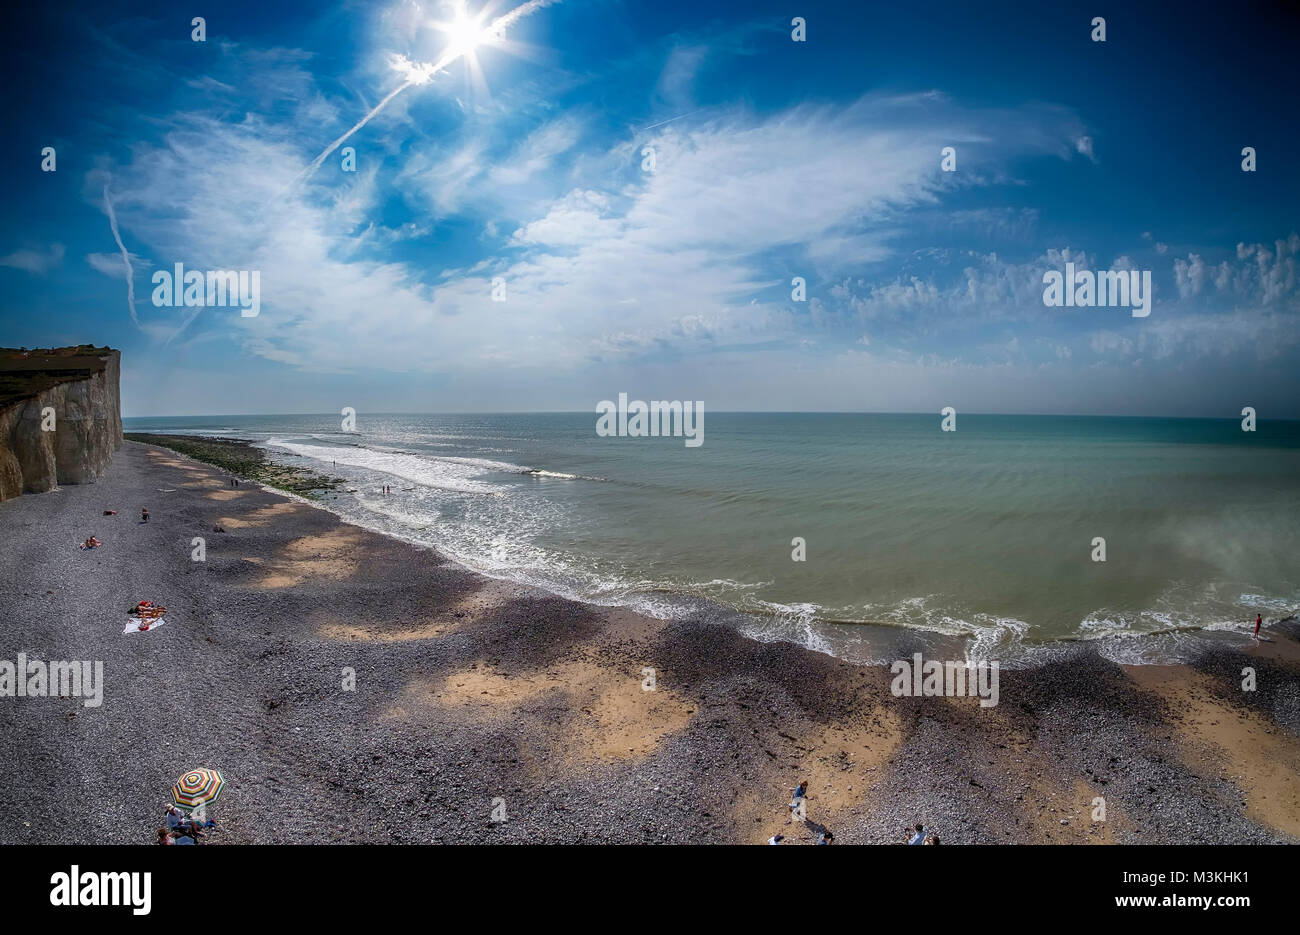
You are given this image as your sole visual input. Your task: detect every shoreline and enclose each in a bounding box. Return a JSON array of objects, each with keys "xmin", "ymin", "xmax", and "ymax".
[
  {"xmin": 1, "ymin": 439, "xmax": 1297, "ymax": 844},
  {"xmin": 123, "ymin": 432, "xmax": 342, "ymax": 499},
  {"xmin": 130, "ymin": 430, "xmax": 1298, "ymax": 671}
]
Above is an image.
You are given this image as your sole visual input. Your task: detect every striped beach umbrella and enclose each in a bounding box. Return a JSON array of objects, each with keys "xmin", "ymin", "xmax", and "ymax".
[{"xmin": 172, "ymin": 768, "xmax": 225, "ymax": 812}]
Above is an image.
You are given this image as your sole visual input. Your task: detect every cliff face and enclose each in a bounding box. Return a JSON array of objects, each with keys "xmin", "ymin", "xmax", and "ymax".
[{"xmin": 0, "ymin": 347, "xmax": 122, "ymax": 500}]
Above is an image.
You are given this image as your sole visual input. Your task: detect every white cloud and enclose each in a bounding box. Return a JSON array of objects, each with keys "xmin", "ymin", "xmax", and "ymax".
[
  {"xmin": 87, "ymin": 64, "xmax": 1109, "ymax": 380},
  {"xmin": 1, "ymin": 244, "xmax": 65, "ymax": 274},
  {"xmin": 86, "ymin": 250, "xmax": 150, "ymax": 279},
  {"xmin": 1174, "ymin": 253, "xmax": 1207, "ymax": 297}
]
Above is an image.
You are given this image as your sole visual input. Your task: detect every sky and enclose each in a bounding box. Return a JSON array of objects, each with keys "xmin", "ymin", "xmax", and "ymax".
[{"xmin": 1, "ymin": 0, "xmax": 1297, "ymax": 417}]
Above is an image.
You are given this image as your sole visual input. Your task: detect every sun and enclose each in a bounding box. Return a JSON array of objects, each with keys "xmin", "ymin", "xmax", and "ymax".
[{"xmin": 438, "ymin": 8, "xmax": 490, "ymax": 58}]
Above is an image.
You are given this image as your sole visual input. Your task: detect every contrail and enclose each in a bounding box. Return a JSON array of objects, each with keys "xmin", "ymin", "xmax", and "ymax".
[
  {"xmin": 292, "ymin": 72, "xmax": 421, "ymax": 186},
  {"xmin": 486, "ymin": 0, "xmax": 560, "ymax": 34},
  {"xmin": 294, "ymin": 0, "xmax": 561, "ymax": 187},
  {"xmin": 103, "ymin": 184, "xmax": 140, "ymax": 328},
  {"xmin": 636, "ymin": 110, "xmax": 702, "ymax": 132}
]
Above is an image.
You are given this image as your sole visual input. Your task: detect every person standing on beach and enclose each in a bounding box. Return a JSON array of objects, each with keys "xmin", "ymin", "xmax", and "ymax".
[
  {"xmin": 141, "ymin": 507, "xmax": 149, "ymax": 523},
  {"xmin": 1254, "ymin": 614, "xmax": 1262, "ymax": 639},
  {"xmin": 788, "ymin": 781, "xmax": 808, "ymax": 821},
  {"xmin": 907, "ymin": 823, "xmax": 926, "ymax": 844}
]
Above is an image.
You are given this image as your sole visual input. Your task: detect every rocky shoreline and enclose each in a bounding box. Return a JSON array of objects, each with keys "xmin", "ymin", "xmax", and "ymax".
[
  {"xmin": 123, "ymin": 433, "xmax": 341, "ymax": 498},
  {"xmin": 1, "ymin": 439, "xmax": 1296, "ymax": 845}
]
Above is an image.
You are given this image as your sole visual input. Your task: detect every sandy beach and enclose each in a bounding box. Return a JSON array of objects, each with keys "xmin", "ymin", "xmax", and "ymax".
[{"xmin": 1, "ymin": 439, "xmax": 1297, "ymax": 845}]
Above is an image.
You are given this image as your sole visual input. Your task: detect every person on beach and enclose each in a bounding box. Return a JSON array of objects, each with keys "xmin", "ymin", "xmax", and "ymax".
[
  {"xmin": 165, "ymin": 804, "xmax": 184, "ymax": 830},
  {"xmin": 907, "ymin": 823, "xmax": 926, "ymax": 844},
  {"xmin": 767, "ymin": 833, "xmax": 784, "ymax": 845},
  {"xmin": 817, "ymin": 831, "xmax": 834, "ymax": 845},
  {"xmin": 184, "ymin": 817, "xmax": 212, "ymax": 838},
  {"xmin": 788, "ymin": 780, "xmax": 808, "ymax": 820},
  {"xmin": 141, "ymin": 507, "xmax": 149, "ymax": 523},
  {"xmin": 81, "ymin": 537, "xmax": 101, "ymax": 549},
  {"xmin": 1254, "ymin": 614, "xmax": 1262, "ymax": 639},
  {"xmin": 924, "ymin": 835, "xmax": 940, "ymax": 845}
]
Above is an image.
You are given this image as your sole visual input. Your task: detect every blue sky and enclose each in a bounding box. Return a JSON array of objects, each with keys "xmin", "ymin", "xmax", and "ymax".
[{"xmin": 1, "ymin": 0, "xmax": 1297, "ymax": 416}]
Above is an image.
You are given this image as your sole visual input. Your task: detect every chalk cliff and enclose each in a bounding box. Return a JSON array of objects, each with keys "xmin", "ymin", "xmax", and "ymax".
[{"xmin": 0, "ymin": 346, "xmax": 122, "ymax": 500}]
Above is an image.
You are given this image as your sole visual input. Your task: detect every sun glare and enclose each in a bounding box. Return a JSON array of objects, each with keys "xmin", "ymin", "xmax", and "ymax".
[{"xmin": 441, "ymin": 11, "xmax": 489, "ymax": 58}]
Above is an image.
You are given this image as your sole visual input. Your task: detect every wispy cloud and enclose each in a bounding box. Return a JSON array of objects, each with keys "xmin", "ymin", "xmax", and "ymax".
[{"xmin": 0, "ymin": 243, "xmax": 64, "ymax": 275}]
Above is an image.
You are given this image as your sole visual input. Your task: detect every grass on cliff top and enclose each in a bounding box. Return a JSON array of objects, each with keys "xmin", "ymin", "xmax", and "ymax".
[
  {"xmin": 125, "ymin": 433, "xmax": 342, "ymax": 499},
  {"xmin": 0, "ymin": 346, "xmax": 116, "ymax": 407}
]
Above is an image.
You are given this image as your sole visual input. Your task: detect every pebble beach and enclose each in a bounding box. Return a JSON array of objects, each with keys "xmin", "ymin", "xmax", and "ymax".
[{"xmin": 1, "ymin": 439, "xmax": 1297, "ymax": 845}]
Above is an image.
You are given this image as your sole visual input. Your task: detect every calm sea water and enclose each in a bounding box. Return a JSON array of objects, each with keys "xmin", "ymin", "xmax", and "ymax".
[{"xmin": 124, "ymin": 412, "xmax": 1300, "ymax": 665}]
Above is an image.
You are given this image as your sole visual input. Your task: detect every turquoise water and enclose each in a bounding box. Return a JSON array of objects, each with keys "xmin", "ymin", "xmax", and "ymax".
[{"xmin": 124, "ymin": 412, "xmax": 1300, "ymax": 664}]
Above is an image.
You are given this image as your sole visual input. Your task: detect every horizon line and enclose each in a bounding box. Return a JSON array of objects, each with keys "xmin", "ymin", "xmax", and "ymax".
[{"xmin": 120, "ymin": 409, "xmax": 1297, "ymax": 422}]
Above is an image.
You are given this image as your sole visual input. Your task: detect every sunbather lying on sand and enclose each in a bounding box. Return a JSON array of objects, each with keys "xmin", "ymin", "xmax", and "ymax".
[{"xmin": 80, "ymin": 537, "xmax": 101, "ymax": 549}]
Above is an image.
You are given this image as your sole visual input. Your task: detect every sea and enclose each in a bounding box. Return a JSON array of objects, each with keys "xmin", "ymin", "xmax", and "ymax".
[{"xmin": 122, "ymin": 412, "xmax": 1300, "ymax": 666}]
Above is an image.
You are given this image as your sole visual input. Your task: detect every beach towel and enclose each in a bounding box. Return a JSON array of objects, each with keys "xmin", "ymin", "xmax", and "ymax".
[{"xmin": 124, "ymin": 616, "xmax": 167, "ymax": 634}]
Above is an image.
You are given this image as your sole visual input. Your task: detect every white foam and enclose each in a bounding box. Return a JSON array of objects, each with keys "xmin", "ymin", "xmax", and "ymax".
[{"xmin": 265, "ymin": 439, "xmax": 515, "ymax": 494}]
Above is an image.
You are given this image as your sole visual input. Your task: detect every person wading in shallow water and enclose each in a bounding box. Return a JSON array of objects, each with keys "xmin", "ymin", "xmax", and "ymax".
[{"xmin": 1254, "ymin": 613, "xmax": 1262, "ymax": 639}]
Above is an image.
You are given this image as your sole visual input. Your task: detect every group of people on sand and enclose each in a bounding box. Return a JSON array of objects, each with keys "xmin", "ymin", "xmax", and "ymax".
[
  {"xmin": 905, "ymin": 822, "xmax": 940, "ymax": 845},
  {"xmin": 768, "ymin": 780, "xmax": 939, "ymax": 845},
  {"xmin": 78, "ymin": 505, "xmax": 150, "ymax": 550},
  {"xmin": 156, "ymin": 804, "xmax": 214, "ymax": 845}
]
